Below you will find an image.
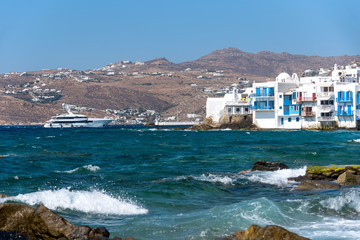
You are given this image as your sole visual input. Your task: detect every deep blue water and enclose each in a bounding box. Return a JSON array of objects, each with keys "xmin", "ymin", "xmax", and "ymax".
[{"xmin": 1, "ymin": 127, "xmax": 360, "ymax": 239}]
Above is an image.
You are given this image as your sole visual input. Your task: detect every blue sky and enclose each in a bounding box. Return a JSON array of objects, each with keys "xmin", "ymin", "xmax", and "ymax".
[{"xmin": 1, "ymin": 0, "xmax": 360, "ymax": 73}]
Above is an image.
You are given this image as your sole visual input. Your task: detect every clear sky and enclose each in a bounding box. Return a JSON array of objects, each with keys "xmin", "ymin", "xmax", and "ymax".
[{"xmin": 1, "ymin": 0, "xmax": 360, "ymax": 73}]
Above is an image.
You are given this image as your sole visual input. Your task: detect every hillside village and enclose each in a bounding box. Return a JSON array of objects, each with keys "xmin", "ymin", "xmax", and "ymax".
[{"xmin": 0, "ymin": 48, "xmax": 359, "ymax": 125}]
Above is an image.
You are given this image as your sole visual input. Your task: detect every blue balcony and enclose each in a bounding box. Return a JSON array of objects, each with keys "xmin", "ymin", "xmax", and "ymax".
[
  {"xmin": 250, "ymin": 93, "xmax": 275, "ymax": 98},
  {"xmin": 336, "ymin": 97, "xmax": 353, "ymax": 103},
  {"xmin": 335, "ymin": 111, "xmax": 354, "ymax": 116},
  {"xmin": 251, "ymin": 106, "xmax": 274, "ymax": 110}
]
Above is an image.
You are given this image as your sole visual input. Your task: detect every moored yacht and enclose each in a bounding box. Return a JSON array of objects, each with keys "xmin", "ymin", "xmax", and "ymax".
[{"xmin": 44, "ymin": 104, "xmax": 113, "ymax": 128}]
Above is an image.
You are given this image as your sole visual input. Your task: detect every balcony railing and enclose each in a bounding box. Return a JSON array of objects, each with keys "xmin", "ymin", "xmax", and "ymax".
[
  {"xmin": 301, "ymin": 111, "xmax": 315, "ymax": 117},
  {"xmin": 317, "ymin": 116, "xmax": 335, "ymax": 121},
  {"xmin": 318, "ymin": 105, "xmax": 334, "ymax": 112},
  {"xmin": 295, "ymin": 96, "xmax": 317, "ymax": 102},
  {"xmin": 335, "ymin": 111, "xmax": 354, "ymax": 116},
  {"xmin": 250, "ymin": 106, "xmax": 275, "ymax": 111},
  {"xmin": 318, "ymin": 92, "xmax": 334, "ymax": 99},
  {"xmin": 336, "ymin": 97, "xmax": 353, "ymax": 103},
  {"xmin": 250, "ymin": 93, "xmax": 275, "ymax": 98}
]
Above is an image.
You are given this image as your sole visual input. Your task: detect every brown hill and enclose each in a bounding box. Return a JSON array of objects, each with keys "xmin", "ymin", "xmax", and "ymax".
[
  {"xmin": 180, "ymin": 47, "xmax": 360, "ymax": 77},
  {"xmin": 1, "ymin": 48, "xmax": 360, "ymax": 124}
]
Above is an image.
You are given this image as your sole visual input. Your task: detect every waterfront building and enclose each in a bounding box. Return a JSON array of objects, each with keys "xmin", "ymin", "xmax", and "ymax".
[{"xmin": 206, "ymin": 63, "xmax": 360, "ymax": 129}]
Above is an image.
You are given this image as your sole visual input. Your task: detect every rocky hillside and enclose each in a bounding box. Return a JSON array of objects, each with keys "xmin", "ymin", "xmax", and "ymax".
[
  {"xmin": 180, "ymin": 47, "xmax": 360, "ymax": 77},
  {"xmin": 1, "ymin": 48, "xmax": 359, "ymax": 124}
]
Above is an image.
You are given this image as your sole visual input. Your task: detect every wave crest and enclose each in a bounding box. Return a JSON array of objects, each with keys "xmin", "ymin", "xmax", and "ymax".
[
  {"xmin": 0, "ymin": 189, "xmax": 148, "ymax": 215},
  {"xmin": 56, "ymin": 164, "xmax": 100, "ymax": 174}
]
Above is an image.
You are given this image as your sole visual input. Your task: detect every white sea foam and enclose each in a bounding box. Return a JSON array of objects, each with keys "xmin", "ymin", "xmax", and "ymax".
[
  {"xmin": 293, "ymin": 217, "xmax": 360, "ymax": 240},
  {"xmin": 243, "ymin": 167, "xmax": 307, "ymax": 187},
  {"xmin": 56, "ymin": 164, "xmax": 100, "ymax": 174},
  {"xmin": 320, "ymin": 189, "xmax": 360, "ymax": 213},
  {"xmin": 350, "ymin": 139, "xmax": 360, "ymax": 143},
  {"xmin": 0, "ymin": 189, "xmax": 148, "ymax": 215},
  {"xmin": 194, "ymin": 173, "xmax": 234, "ymax": 185}
]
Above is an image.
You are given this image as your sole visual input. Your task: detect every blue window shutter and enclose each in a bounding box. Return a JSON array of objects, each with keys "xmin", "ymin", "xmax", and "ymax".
[
  {"xmin": 350, "ymin": 91, "xmax": 353, "ymax": 100},
  {"xmin": 256, "ymin": 88, "xmax": 260, "ymax": 95},
  {"xmin": 348, "ymin": 105, "xmax": 351, "ymax": 115},
  {"xmin": 338, "ymin": 105, "xmax": 341, "ymax": 114},
  {"xmin": 338, "ymin": 91, "xmax": 340, "ymax": 101}
]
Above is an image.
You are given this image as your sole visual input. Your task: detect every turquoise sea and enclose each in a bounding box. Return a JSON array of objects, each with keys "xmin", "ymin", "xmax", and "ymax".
[{"xmin": 1, "ymin": 127, "xmax": 360, "ymax": 239}]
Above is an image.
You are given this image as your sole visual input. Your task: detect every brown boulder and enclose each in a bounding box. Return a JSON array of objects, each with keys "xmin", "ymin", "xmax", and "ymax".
[
  {"xmin": 336, "ymin": 171, "xmax": 360, "ymax": 186},
  {"xmin": 295, "ymin": 180, "xmax": 340, "ymax": 191},
  {"xmin": 229, "ymin": 225, "xmax": 310, "ymax": 240},
  {"xmin": 0, "ymin": 194, "xmax": 11, "ymax": 198},
  {"xmin": 251, "ymin": 161, "xmax": 289, "ymax": 172},
  {"xmin": 0, "ymin": 203, "xmax": 125, "ymax": 240}
]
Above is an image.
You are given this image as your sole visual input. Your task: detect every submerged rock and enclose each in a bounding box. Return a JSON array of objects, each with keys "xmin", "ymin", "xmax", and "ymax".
[
  {"xmin": 0, "ymin": 202, "xmax": 132, "ymax": 240},
  {"xmin": 295, "ymin": 180, "xmax": 340, "ymax": 191},
  {"xmin": 227, "ymin": 224, "xmax": 310, "ymax": 240},
  {"xmin": 336, "ymin": 171, "xmax": 360, "ymax": 186},
  {"xmin": 251, "ymin": 160, "xmax": 289, "ymax": 172}
]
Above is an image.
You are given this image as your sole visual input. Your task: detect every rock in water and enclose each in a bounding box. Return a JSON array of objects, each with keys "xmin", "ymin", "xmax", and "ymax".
[
  {"xmin": 336, "ymin": 171, "xmax": 360, "ymax": 186},
  {"xmin": 0, "ymin": 202, "xmax": 126, "ymax": 240},
  {"xmin": 229, "ymin": 224, "xmax": 310, "ymax": 240},
  {"xmin": 251, "ymin": 161, "xmax": 289, "ymax": 171},
  {"xmin": 295, "ymin": 180, "xmax": 340, "ymax": 191}
]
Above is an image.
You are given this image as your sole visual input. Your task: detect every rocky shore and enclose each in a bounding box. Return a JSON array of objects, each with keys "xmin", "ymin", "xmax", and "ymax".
[
  {"xmin": 0, "ymin": 198, "xmax": 134, "ymax": 240},
  {"xmin": 3, "ymin": 162, "xmax": 357, "ymax": 240},
  {"xmin": 190, "ymin": 115, "xmax": 257, "ymax": 130}
]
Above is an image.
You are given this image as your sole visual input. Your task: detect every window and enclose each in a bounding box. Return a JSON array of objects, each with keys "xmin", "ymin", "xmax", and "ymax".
[
  {"xmin": 321, "ymin": 112, "xmax": 333, "ymax": 117},
  {"xmin": 288, "ymin": 118, "xmax": 291, "ymax": 122},
  {"xmin": 296, "ymin": 117, "xmax": 300, "ymax": 122},
  {"xmin": 227, "ymin": 108, "xmax": 232, "ymax": 114},
  {"xmin": 279, "ymin": 95, "xmax": 282, "ymax": 98},
  {"xmin": 236, "ymin": 108, "xmax": 240, "ymax": 112},
  {"xmin": 280, "ymin": 106, "xmax": 282, "ymax": 109},
  {"xmin": 294, "ymin": 105, "xmax": 299, "ymax": 111}
]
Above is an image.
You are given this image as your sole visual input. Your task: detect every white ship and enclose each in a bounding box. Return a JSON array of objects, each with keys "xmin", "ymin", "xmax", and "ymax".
[{"xmin": 44, "ymin": 104, "xmax": 113, "ymax": 128}]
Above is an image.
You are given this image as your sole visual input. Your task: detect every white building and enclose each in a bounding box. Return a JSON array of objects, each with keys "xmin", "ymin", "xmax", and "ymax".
[{"xmin": 206, "ymin": 63, "xmax": 360, "ymax": 129}]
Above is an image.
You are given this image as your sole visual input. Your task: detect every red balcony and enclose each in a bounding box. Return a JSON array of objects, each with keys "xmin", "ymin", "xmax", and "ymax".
[{"xmin": 296, "ymin": 96, "xmax": 317, "ymax": 102}]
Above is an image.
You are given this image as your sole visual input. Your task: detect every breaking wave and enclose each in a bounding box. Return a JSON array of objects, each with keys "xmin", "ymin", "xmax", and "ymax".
[
  {"xmin": 56, "ymin": 164, "xmax": 100, "ymax": 174},
  {"xmin": 241, "ymin": 167, "xmax": 307, "ymax": 187},
  {"xmin": 320, "ymin": 189, "xmax": 360, "ymax": 213},
  {"xmin": 0, "ymin": 189, "xmax": 148, "ymax": 215},
  {"xmin": 193, "ymin": 173, "xmax": 235, "ymax": 185}
]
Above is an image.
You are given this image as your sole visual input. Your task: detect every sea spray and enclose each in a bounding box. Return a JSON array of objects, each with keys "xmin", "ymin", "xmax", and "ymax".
[{"xmin": 0, "ymin": 189, "xmax": 148, "ymax": 215}]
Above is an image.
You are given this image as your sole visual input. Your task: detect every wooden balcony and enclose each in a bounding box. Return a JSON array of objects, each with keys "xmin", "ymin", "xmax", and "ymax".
[{"xmin": 301, "ymin": 111, "xmax": 315, "ymax": 117}]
